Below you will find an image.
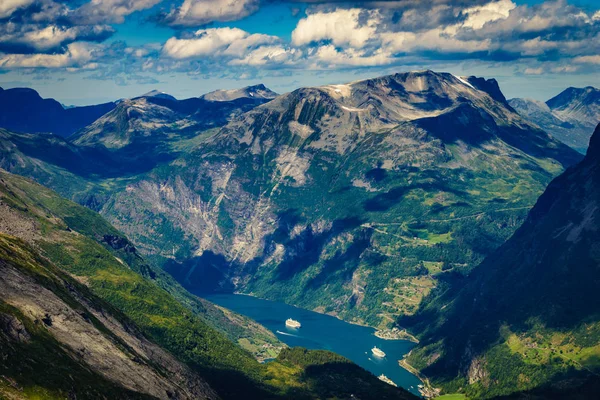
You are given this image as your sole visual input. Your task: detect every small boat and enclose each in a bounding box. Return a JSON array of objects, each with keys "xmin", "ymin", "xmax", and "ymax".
[
  {"xmin": 371, "ymin": 346, "xmax": 386, "ymax": 358},
  {"xmin": 285, "ymin": 318, "xmax": 301, "ymax": 328}
]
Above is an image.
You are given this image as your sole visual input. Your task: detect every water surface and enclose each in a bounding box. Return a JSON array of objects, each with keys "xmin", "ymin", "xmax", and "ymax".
[{"xmin": 202, "ymin": 293, "xmax": 422, "ymax": 396}]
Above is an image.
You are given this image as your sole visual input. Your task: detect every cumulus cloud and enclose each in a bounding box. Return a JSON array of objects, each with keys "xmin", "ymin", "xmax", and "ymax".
[
  {"xmin": 574, "ymin": 55, "xmax": 600, "ymax": 64},
  {"xmin": 1, "ymin": 0, "xmax": 599, "ymax": 82},
  {"xmin": 162, "ymin": 27, "xmax": 279, "ymax": 59},
  {"xmin": 0, "ymin": 23, "xmax": 114, "ymax": 53},
  {"xmin": 165, "ymin": 0, "xmax": 260, "ymax": 27},
  {"xmin": 0, "ymin": 0, "xmax": 36, "ymax": 19},
  {"xmin": 0, "ymin": 0, "xmax": 148, "ymax": 74},
  {"xmin": 461, "ymin": 0, "xmax": 515, "ymax": 29},
  {"xmin": 285, "ymin": 0, "xmax": 600, "ymax": 69},
  {"xmin": 72, "ymin": 0, "xmax": 162, "ymax": 24},
  {"xmin": 229, "ymin": 45, "xmax": 299, "ymax": 66},
  {"xmin": 524, "ymin": 67, "xmax": 544, "ymax": 75},
  {"xmin": 0, "ymin": 42, "xmax": 98, "ymax": 68},
  {"xmin": 292, "ymin": 8, "xmax": 380, "ymax": 48},
  {"xmin": 309, "ymin": 44, "xmax": 393, "ymax": 67}
]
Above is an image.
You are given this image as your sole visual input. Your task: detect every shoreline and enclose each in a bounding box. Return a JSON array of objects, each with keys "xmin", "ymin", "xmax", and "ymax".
[
  {"xmin": 398, "ymin": 356, "xmax": 440, "ymax": 398},
  {"xmin": 212, "ymin": 291, "xmax": 427, "ymax": 393},
  {"xmin": 375, "ymin": 328, "xmax": 419, "ymax": 343}
]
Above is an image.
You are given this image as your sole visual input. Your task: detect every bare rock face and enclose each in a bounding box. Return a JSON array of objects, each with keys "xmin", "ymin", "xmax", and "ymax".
[
  {"xmin": 0, "ymin": 244, "xmax": 217, "ymax": 400},
  {"xmin": 467, "ymin": 357, "xmax": 489, "ymax": 387},
  {"xmin": 0, "ymin": 312, "xmax": 30, "ymax": 343}
]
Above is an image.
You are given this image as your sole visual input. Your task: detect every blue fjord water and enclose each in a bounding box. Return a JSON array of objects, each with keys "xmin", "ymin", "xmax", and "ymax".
[{"xmin": 202, "ymin": 293, "xmax": 422, "ymax": 396}]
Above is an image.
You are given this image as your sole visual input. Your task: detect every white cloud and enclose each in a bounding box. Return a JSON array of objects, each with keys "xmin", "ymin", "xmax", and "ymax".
[
  {"xmin": 375, "ymin": 0, "xmax": 511, "ymax": 54},
  {"xmin": 288, "ymin": 1, "xmax": 511, "ymax": 65},
  {"xmin": 24, "ymin": 26, "xmax": 79, "ymax": 49},
  {"xmin": 74, "ymin": 0, "xmax": 161, "ymax": 24},
  {"xmin": 0, "ymin": 42, "xmax": 96, "ymax": 68},
  {"xmin": 229, "ymin": 46, "xmax": 297, "ymax": 66},
  {"xmin": 222, "ymin": 33, "xmax": 279, "ymax": 57},
  {"xmin": 550, "ymin": 65, "xmax": 579, "ymax": 73},
  {"xmin": 309, "ymin": 45, "xmax": 393, "ymax": 67},
  {"xmin": 524, "ymin": 67, "xmax": 544, "ymax": 75},
  {"xmin": 0, "ymin": 24, "xmax": 114, "ymax": 51},
  {"xmin": 168, "ymin": 0, "xmax": 260, "ymax": 27},
  {"xmin": 162, "ymin": 27, "xmax": 278, "ymax": 60},
  {"xmin": 461, "ymin": 0, "xmax": 515, "ymax": 30},
  {"xmin": 0, "ymin": 0, "xmax": 35, "ymax": 18},
  {"xmin": 292, "ymin": 8, "xmax": 380, "ymax": 48},
  {"xmin": 573, "ymin": 55, "xmax": 600, "ymax": 64},
  {"xmin": 156, "ymin": 1, "xmax": 600, "ymax": 72},
  {"xmin": 381, "ymin": 29, "xmax": 492, "ymax": 53}
]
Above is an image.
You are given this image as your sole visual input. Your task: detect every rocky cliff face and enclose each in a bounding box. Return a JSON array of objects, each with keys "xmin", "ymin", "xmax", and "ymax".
[
  {"xmin": 0, "ymin": 234, "xmax": 217, "ymax": 400},
  {"xmin": 402, "ymin": 123, "xmax": 600, "ymax": 398},
  {"xmin": 101, "ymin": 70, "xmax": 581, "ymax": 328},
  {"xmin": 510, "ymin": 86, "xmax": 600, "ymax": 153}
]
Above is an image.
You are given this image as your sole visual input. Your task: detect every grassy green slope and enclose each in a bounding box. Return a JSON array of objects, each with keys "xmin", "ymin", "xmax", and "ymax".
[
  {"xmin": 0, "ymin": 169, "xmax": 417, "ymax": 399},
  {"xmin": 0, "ymin": 235, "xmax": 156, "ymax": 400}
]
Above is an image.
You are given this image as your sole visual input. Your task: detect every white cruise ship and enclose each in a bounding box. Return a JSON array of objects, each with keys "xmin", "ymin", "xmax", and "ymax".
[
  {"xmin": 371, "ymin": 346, "xmax": 386, "ymax": 358},
  {"xmin": 285, "ymin": 318, "xmax": 301, "ymax": 328}
]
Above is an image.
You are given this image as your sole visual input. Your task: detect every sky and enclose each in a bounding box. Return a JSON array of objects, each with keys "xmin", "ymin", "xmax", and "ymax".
[{"xmin": 0, "ymin": 0, "xmax": 598, "ymax": 105}]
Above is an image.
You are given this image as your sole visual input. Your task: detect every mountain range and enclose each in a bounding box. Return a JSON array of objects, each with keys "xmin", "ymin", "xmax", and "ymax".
[
  {"xmin": 509, "ymin": 86, "xmax": 600, "ymax": 153},
  {"xmin": 0, "ymin": 71, "xmax": 598, "ymax": 399},
  {"xmin": 0, "ymin": 72, "xmax": 584, "ymax": 333},
  {"xmin": 71, "ymin": 84, "xmax": 277, "ymax": 150},
  {"xmin": 98, "ymin": 71, "xmax": 581, "ymax": 329}
]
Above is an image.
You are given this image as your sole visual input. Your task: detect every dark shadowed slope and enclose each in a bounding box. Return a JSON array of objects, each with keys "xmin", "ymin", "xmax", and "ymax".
[
  {"xmin": 401, "ymin": 123, "xmax": 600, "ymax": 399},
  {"xmin": 0, "ymin": 87, "xmax": 115, "ymax": 137}
]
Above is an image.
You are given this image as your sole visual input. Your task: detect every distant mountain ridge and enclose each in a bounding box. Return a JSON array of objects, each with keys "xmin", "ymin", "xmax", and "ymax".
[
  {"xmin": 71, "ymin": 84, "xmax": 278, "ymax": 150},
  {"xmin": 401, "ymin": 123, "xmax": 600, "ymax": 399},
  {"xmin": 0, "ymin": 72, "xmax": 585, "ymax": 333},
  {"xmin": 202, "ymin": 84, "xmax": 278, "ymax": 102},
  {"xmin": 0, "ymin": 87, "xmax": 116, "ymax": 137},
  {"xmin": 509, "ymin": 86, "xmax": 600, "ymax": 153}
]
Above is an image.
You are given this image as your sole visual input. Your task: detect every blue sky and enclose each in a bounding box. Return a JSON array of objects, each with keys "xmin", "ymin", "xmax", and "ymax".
[{"xmin": 0, "ymin": 0, "xmax": 598, "ymax": 105}]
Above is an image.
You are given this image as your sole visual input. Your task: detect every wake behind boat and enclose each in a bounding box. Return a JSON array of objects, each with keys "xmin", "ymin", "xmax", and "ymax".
[
  {"xmin": 371, "ymin": 346, "xmax": 386, "ymax": 358},
  {"xmin": 285, "ymin": 318, "xmax": 301, "ymax": 328}
]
